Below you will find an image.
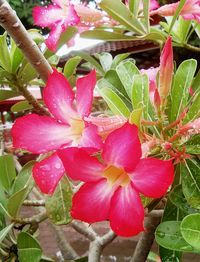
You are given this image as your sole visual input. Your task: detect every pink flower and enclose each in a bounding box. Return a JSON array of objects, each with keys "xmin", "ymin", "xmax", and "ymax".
[
  {"xmin": 33, "ymin": 0, "xmax": 105, "ymax": 51},
  {"xmin": 159, "ymin": 36, "xmax": 173, "ymax": 105},
  {"xmin": 58, "ymin": 123, "xmax": 174, "ymax": 237},
  {"xmin": 150, "ymin": 0, "xmax": 200, "ymax": 23},
  {"xmin": 12, "ymin": 69, "xmax": 102, "ymax": 194}
]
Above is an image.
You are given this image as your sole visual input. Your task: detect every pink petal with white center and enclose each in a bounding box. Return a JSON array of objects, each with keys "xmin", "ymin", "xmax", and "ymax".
[
  {"xmin": 75, "ymin": 5, "xmax": 104, "ymax": 24},
  {"xmin": 63, "ymin": 4, "xmax": 80, "ymax": 27},
  {"xmin": 53, "ymin": 0, "xmax": 69, "ymax": 8},
  {"xmin": 76, "ymin": 70, "xmax": 96, "ymax": 117},
  {"xmin": 102, "ymin": 123, "xmax": 142, "ymax": 172},
  {"xmin": 44, "ymin": 69, "xmax": 78, "ymax": 123},
  {"xmin": 33, "ymin": 153, "xmax": 65, "ymax": 194},
  {"xmin": 45, "ymin": 22, "xmax": 66, "ymax": 52},
  {"xmin": 131, "ymin": 158, "xmax": 174, "ymax": 198},
  {"xmin": 109, "ymin": 184, "xmax": 144, "ymax": 237},
  {"xmin": 79, "ymin": 123, "xmax": 103, "ymax": 150},
  {"xmin": 71, "ymin": 179, "xmax": 114, "ymax": 223},
  {"xmin": 33, "ymin": 5, "xmax": 63, "ymax": 28},
  {"xmin": 58, "ymin": 147, "xmax": 105, "ymax": 182},
  {"xmin": 11, "ymin": 114, "xmax": 72, "ymax": 154}
]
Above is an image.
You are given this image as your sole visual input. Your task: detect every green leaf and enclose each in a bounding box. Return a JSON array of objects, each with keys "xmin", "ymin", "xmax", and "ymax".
[
  {"xmin": 99, "ymin": 0, "xmax": 145, "ymax": 34},
  {"xmin": 184, "ymin": 90, "xmax": 200, "ymax": 123},
  {"xmin": 0, "ymin": 155, "xmax": 16, "ymax": 192},
  {"xmin": 0, "ymin": 90, "xmax": 21, "ymax": 101},
  {"xmin": 181, "ymin": 159, "xmax": 200, "ymax": 209},
  {"xmin": 168, "ymin": 0, "xmax": 187, "ymax": 33},
  {"xmin": 7, "ymin": 187, "xmax": 29, "ymax": 217},
  {"xmin": 131, "ymin": 74, "xmax": 149, "ymax": 119},
  {"xmin": 128, "ymin": 0, "xmax": 140, "ymax": 16},
  {"xmin": 0, "ymin": 33, "xmax": 12, "ymax": 72},
  {"xmin": 170, "ymin": 59, "xmax": 197, "ymax": 122},
  {"xmin": 180, "ymin": 214, "xmax": 200, "ymax": 250},
  {"xmin": 96, "ymin": 52, "xmax": 113, "ymax": 72},
  {"xmin": 0, "ymin": 223, "xmax": 14, "ymax": 243},
  {"xmin": 17, "ymin": 232, "xmax": 42, "ymax": 262},
  {"xmin": 129, "ymin": 108, "xmax": 143, "ymax": 127},
  {"xmin": 116, "ymin": 60, "xmax": 140, "ymax": 97},
  {"xmin": 98, "ymin": 85, "xmax": 130, "ymax": 117},
  {"xmin": 28, "ymin": 29, "xmax": 44, "ymax": 44},
  {"xmin": 169, "ymin": 185, "xmax": 198, "ymax": 214},
  {"xmin": 75, "ymin": 257, "xmax": 88, "ymax": 262},
  {"xmin": 142, "ymin": 0, "xmax": 150, "ymax": 34},
  {"xmin": 156, "ymin": 221, "xmax": 197, "ymax": 253},
  {"xmin": 111, "ymin": 53, "xmax": 130, "ymax": 69},
  {"xmin": 18, "ymin": 62, "xmax": 38, "ymax": 84},
  {"xmin": 12, "ymin": 161, "xmax": 35, "ymax": 194},
  {"xmin": 10, "ymin": 39, "xmax": 23, "ymax": 73},
  {"xmin": 81, "ymin": 29, "xmax": 137, "ymax": 41},
  {"xmin": 11, "ymin": 101, "xmax": 33, "ymax": 113},
  {"xmin": 72, "ymin": 51, "xmax": 104, "ymax": 76},
  {"xmin": 184, "ymin": 135, "xmax": 200, "ymax": 154},
  {"xmin": 63, "ymin": 56, "xmax": 82, "ymax": 79},
  {"xmin": 45, "ymin": 176, "xmax": 72, "ymax": 225},
  {"xmin": 192, "ymin": 69, "xmax": 200, "ymax": 93}
]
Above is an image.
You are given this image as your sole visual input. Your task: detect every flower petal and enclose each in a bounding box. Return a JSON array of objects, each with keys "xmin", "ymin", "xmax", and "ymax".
[
  {"xmin": 102, "ymin": 123, "xmax": 142, "ymax": 172},
  {"xmin": 44, "ymin": 69, "xmax": 77, "ymax": 123},
  {"xmin": 109, "ymin": 184, "xmax": 144, "ymax": 237},
  {"xmin": 12, "ymin": 114, "xmax": 72, "ymax": 154},
  {"xmin": 79, "ymin": 123, "xmax": 103, "ymax": 150},
  {"xmin": 71, "ymin": 179, "xmax": 114, "ymax": 223},
  {"xmin": 33, "ymin": 5, "xmax": 63, "ymax": 27},
  {"xmin": 33, "ymin": 153, "xmax": 65, "ymax": 194},
  {"xmin": 76, "ymin": 70, "xmax": 96, "ymax": 117},
  {"xmin": 58, "ymin": 147, "xmax": 104, "ymax": 182},
  {"xmin": 45, "ymin": 22, "xmax": 66, "ymax": 52},
  {"xmin": 131, "ymin": 158, "xmax": 174, "ymax": 198}
]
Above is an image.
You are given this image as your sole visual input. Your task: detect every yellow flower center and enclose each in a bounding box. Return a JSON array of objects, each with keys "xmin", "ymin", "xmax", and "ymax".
[
  {"xmin": 67, "ymin": 118, "xmax": 85, "ymax": 145},
  {"xmin": 103, "ymin": 165, "xmax": 130, "ymax": 187}
]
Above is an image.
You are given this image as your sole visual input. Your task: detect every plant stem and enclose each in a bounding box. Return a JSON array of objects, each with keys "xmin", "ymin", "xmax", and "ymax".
[
  {"xmin": 23, "ymin": 200, "xmax": 45, "ymax": 207},
  {"xmin": 184, "ymin": 43, "xmax": 200, "ymax": 52},
  {"xmin": 13, "ymin": 211, "xmax": 47, "ymax": 224},
  {"xmin": 131, "ymin": 216, "xmax": 161, "ymax": 262},
  {"xmin": 0, "ymin": 0, "xmax": 52, "ymax": 82}
]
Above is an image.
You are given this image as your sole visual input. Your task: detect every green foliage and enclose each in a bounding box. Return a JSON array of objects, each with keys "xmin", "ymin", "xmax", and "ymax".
[{"xmin": 0, "ymin": 155, "xmax": 16, "ymax": 193}]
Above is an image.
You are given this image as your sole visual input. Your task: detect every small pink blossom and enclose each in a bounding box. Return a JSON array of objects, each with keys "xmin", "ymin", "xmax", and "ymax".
[
  {"xmin": 33, "ymin": 0, "xmax": 105, "ymax": 51},
  {"xmin": 12, "ymin": 69, "xmax": 102, "ymax": 194},
  {"xmin": 150, "ymin": 0, "xmax": 200, "ymax": 24},
  {"xmin": 58, "ymin": 123, "xmax": 174, "ymax": 237}
]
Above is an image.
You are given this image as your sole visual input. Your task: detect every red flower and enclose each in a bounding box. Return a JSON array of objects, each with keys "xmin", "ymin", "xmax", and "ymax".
[
  {"xmin": 12, "ymin": 69, "xmax": 102, "ymax": 194},
  {"xmin": 58, "ymin": 123, "xmax": 174, "ymax": 237}
]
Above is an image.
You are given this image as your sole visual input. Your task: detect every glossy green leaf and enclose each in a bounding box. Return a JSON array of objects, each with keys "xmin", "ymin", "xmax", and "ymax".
[
  {"xmin": 156, "ymin": 221, "xmax": 197, "ymax": 253},
  {"xmin": 63, "ymin": 56, "xmax": 82, "ymax": 79},
  {"xmin": 98, "ymin": 86, "xmax": 130, "ymax": 117},
  {"xmin": 10, "ymin": 39, "xmax": 23, "ymax": 73},
  {"xmin": 99, "ymin": 0, "xmax": 145, "ymax": 34},
  {"xmin": 0, "ymin": 223, "xmax": 14, "ymax": 243},
  {"xmin": 72, "ymin": 51, "xmax": 104, "ymax": 76},
  {"xmin": 180, "ymin": 214, "xmax": 200, "ymax": 250},
  {"xmin": 17, "ymin": 232, "xmax": 42, "ymax": 262},
  {"xmin": 11, "ymin": 101, "xmax": 33, "ymax": 113},
  {"xmin": 12, "ymin": 161, "xmax": 35, "ymax": 194},
  {"xmin": 28, "ymin": 29, "xmax": 44, "ymax": 44},
  {"xmin": 170, "ymin": 59, "xmax": 197, "ymax": 122},
  {"xmin": 128, "ymin": 0, "xmax": 140, "ymax": 16},
  {"xmin": 111, "ymin": 53, "xmax": 130, "ymax": 69},
  {"xmin": 129, "ymin": 108, "xmax": 143, "ymax": 127},
  {"xmin": 192, "ymin": 69, "xmax": 200, "ymax": 93},
  {"xmin": 18, "ymin": 62, "xmax": 38, "ymax": 84},
  {"xmin": 0, "ymin": 155, "xmax": 16, "ymax": 192},
  {"xmin": 7, "ymin": 187, "xmax": 28, "ymax": 217},
  {"xmin": 96, "ymin": 52, "xmax": 113, "ymax": 72},
  {"xmin": 169, "ymin": 185, "xmax": 198, "ymax": 214},
  {"xmin": 81, "ymin": 29, "xmax": 137, "ymax": 41},
  {"xmin": 0, "ymin": 90, "xmax": 21, "ymax": 101},
  {"xmin": 184, "ymin": 135, "xmax": 200, "ymax": 154},
  {"xmin": 184, "ymin": 90, "xmax": 200, "ymax": 123},
  {"xmin": 181, "ymin": 159, "xmax": 200, "ymax": 209},
  {"xmin": 131, "ymin": 74, "xmax": 149, "ymax": 119},
  {"xmin": 142, "ymin": 0, "xmax": 150, "ymax": 33},
  {"xmin": 45, "ymin": 176, "xmax": 72, "ymax": 225},
  {"xmin": 0, "ymin": 33, "xmax": 12, "ymax": 72},
  {"xmin": 116, "ymin": 60, "xmax": 140, "ymax": 97},
  {"xmin": 168, "ymin": 0, "xmax": 187, "ymax": 33}
]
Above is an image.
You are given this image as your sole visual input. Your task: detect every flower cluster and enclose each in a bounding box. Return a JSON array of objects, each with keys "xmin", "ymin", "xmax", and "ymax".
[{"xmin": 12, "ymin": 39, "xmax": 175, "ymax": 235}]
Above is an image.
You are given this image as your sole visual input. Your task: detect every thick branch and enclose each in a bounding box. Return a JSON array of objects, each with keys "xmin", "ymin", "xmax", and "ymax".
[
  {"xmin": 131, "ymin": 216, "xmax": 161, "ymax": 262},
  {"xmin": 88, "ymin": 239, "xmax": 102, "ymax": 262},
  {"xmin": 71, "ymin": 221, "xmax": 98, "ymax": 241},
  {"xmin": 0, "ymin": 0, "xmax": 52, "ymax": 82}
]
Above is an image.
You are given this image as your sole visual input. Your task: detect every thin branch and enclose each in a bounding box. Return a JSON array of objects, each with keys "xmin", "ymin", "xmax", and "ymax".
[
  {"xmin": 131, "ymin": 216, "xmax": 161, "ymax": 262},
  {"xmin": 0, "ymin": 0, "xmax": 52, "ymax": 82},
  {"xmin": 100, "ymin": 230, "xmax": 116, "ymax": 247},
  {"xmin": 88, "ymin": 239, "xmax": 102, "ymax": 262},
  {"xmin": 71, "ymin": 220, "xmax": 98, "ymax": 241},
  {"xmin": 23, "ymin": 199, "xmax": 45, "ymax": 207},
  {"xmin": 13, "ymin": 211, "xmax": 47, "ymax": 224}
]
